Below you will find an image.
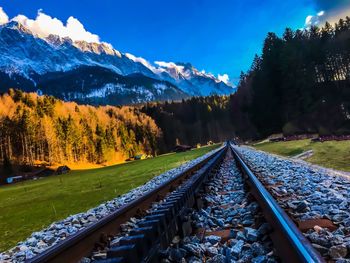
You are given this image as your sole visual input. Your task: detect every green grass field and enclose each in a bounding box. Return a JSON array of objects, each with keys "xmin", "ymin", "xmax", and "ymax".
[
  {"xmin": 0, "ymin": 145, "xmax": 220, "ymax": 251},
  {"xmin": 253, "ymin": 139, "xmax": 350, "ymax": 172}
]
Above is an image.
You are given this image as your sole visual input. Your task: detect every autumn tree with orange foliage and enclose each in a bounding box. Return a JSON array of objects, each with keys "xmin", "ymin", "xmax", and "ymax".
[{"xmin": 0, "ymin": 89, "xmax": 161, "ymax": 171}]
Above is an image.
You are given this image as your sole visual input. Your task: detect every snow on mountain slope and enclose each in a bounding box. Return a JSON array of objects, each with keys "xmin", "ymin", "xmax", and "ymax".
[
  {"xmin": 154, "ymin": 62, "xmax": 235, "ymax": 96},
  {"xmin": 0, "ymin": 21, "xmax": 156, "ymax": 79},
  {"xmin": 0, "ymin": 10, "xmax": 236, "ymax": 104}
]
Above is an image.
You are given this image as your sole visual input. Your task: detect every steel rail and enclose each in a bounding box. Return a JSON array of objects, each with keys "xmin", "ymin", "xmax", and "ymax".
[
  {"xmin": 27, "ymin": 145, "xmax": 227, "ymax": 263},
  {"xmin": 230, "ymin": 143, "xmax": 325, "ymax": 263}
]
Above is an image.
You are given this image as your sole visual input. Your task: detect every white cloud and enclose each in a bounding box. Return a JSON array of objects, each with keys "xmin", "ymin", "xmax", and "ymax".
[
  {"xmin": 317, "ymin": 10, "xmax": 325, "ymax": 16},
  {"xmin": 155, "ymin": 61, "xmax": 180, "ymax": 69},
  {"xmin": 218, "ymin": 74, "xmax": 230, "ymax": 84},
  {"xmin": 155, "ymin": 61, "xmax": 185, "ymax": 73},
  {"xmin": 65, "ymin": 16, "xmax": 99, "ymax": 42},
  {"xmin": 305, "ymin": 15, "xmax": 314, "ymax": 26},
  {"xmin": 199, "ymin": 69, "xmax": 215, "ymax": 79},
  {"xmin": 304, "ymin": 10, "xmax": 325, "ymax": 28},
  {"xmin": 7, "ymin": 8, "xmax": 100, "ymax": 43},
  {"xmin": 125, "ymin": 53, "xmax": 162, "ymax": 73},
  {"xmin": 155, "ymin": 61, "xmax": 189, "ymax": 77},
  {"xmin": 0, "ymin": 7, "xmax": 9, "ymax": 25}
]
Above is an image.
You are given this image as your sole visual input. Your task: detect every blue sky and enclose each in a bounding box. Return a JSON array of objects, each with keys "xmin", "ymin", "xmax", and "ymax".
[{"xmin": 0, "ymin": 0, "xmax": 347, "ymax": 84}]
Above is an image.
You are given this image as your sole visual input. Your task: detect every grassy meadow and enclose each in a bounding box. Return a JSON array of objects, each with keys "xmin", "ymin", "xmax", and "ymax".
[
  {"xmin": 0, "ymin": 144, "xmax": 220, "ymax": 251},
  {"xmin": 253, "ymin": 139, "xmax": 350, "ymax": 172}
]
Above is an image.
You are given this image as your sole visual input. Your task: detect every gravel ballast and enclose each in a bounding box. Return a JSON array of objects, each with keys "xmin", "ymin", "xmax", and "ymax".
[{"xmin": 234, "ymin": 146, "xmax": 350, "ymax": 261}]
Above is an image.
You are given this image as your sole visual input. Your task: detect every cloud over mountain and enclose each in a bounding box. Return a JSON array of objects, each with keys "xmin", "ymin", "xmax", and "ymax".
[
  {"xmin": 218, "ymin": 74, "xmax": 230, "ymax": 85},
  {"xmin": 0, "ymin": 7, "xmax": 8, "ymax": 25},
  {"xmin": 1, "ymin": 7, "xmax": 100, "ymax": 43},
  {"xmin": 125, "ymin": 53, "xmax": 162, "ymax": 74}
]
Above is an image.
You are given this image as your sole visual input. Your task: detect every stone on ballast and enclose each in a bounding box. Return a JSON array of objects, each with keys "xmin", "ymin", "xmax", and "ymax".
[
  {"xmin": 342, "ymin": 217, "xmax": 350, "ymax": 227},
  {"xmin": 206, "ymin": 246, "xmax": 218, "ymax": 256},
  {"xmin": 240, "ymin": 252, "xmax": 254, "ymax": 262},
  {"xmin": 43, "ymin": 234, "xmax": 56, "ymax": 245},
  {"xmin": 71, "ymin": 217, "xmax": 80, "ymax": 225},
  {"xmin": 295, "ymin": 201, "xmax": 308, "ymax": 213},
  {"xmin": 251, "ymin": 242, "xmax": 266, "ymax": 256},
  {"xmin": 333, "ymin": 213, "xmax": 348, "ymax": 222},
  {"xmin": 57, "ymin": 229, "xmax": 68, "ymax": 238},
  {"xmin": 36, "ymin": 240, "xmax": 48, "ymax": 249},
  {"xmin": 228, "ymin": 210, "xmax": 239, "ymax": 217},
  {"xmin": 19, "ymin": 245, "xmax": 29, "ymax": 252},
  {"xmin": 205, "ymin": 235, "xmax": 221, "ymax": 245},
  {"xmin": 244, "ymin": 227, "xmax": 258, "ymax": 242},
  {"xmin": 230, "ymin": 239, "xmax": 244, "ymax": 256},
  {"xmin": 33, "ymin": 247, "xmax": 45, "ymax": 254},
  {"xmin": 0, "ymin": 253, "xmax": 10, "ymax": 260},
  {"xmin": 312, "ymin": 243, "xmax": 329, "ymax": 255},
  {"xmin": 26, "ymin": 237, "xmax": 37, "ymax": 247},
  {"xmin": 187, "ymin": 256, "xmax": 202, "ymax": 263},
  {"xmin": 207, "ymin": 254, "xmax": 226, "ymax": 263},
  {"xmin": 257, "ymin": 223, "xmax": 271, "ymax": 236},
  {"xmin": 208, "ymin": 219, "xmax": 216, "ymax": 227},
  {"xmin": 329, "ymin": 244, "xmax": 348, "ymax": 259},
  {"xmin": 307, "ymin": 232, "xmax": 331, "ymax": 247},
  {"xmin": 87, "ymin": 215, "xmax": 97, "ymax": 222},
  {"xmin": 25, "ymin": 249, "xmax": 35, "ymax": 259},
  {"xmin": 169, "ymin": 247, "xmax": 187, "ymax": 261},
  {"xmin": 15, "ymin": 251, "xmax": 26, "ymax": 258},
  {"xmin": 183, "ymin": 243, "xmax": 204, "ymax": 257},
  {"xmin": 80, "ymin": 257, "xmax": 92, "ymax": 263},
  {"xmin": 335, "ymin": 259, "xmax": 350, "ymax": 263},
  {"xmin": 210, "ymin": 217, "xmax": 225, "ymax": 227},
  {"xmin": 252, "ymin": 255, "xmax": 268, "ymax": 263},
  {"xmin": 242, "ymin": 217, "xmax": 254, "ymax": 226},
  {"xmin": 346, "ymin": 241, "xmax": 350, "ymax": 250},
  {"xmin": 91, "ymin": 252, "xmax": 107, "ymax": 260},
  {"xmin": 236, "ymin": 231, "xmax": 246, "ymax": 241}
]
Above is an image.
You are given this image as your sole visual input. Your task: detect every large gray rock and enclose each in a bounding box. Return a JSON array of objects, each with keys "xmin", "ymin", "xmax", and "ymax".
[{"xmin": 329, "ymin": 244, "xmax": 348, "ymax": 259}]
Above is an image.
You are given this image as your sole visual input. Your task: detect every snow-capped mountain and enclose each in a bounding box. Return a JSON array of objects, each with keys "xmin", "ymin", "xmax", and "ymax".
[
  {"xmin": 0, "ymin": 21, "xmax": 155, "ymax": 77},
  {"xmin": 0, "ymin": 20, "xmax": 235, "ymax": 105},
  {"xmin": 155, "ymin": 62, "xmax": 235, "ymax": 96}
]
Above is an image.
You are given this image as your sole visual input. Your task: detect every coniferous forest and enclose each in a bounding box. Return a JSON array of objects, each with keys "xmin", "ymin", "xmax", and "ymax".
[
  {"xmin": 236, "ymin": 18, "xmax": 350, "ymax": 137},
  {"xmin": 0, "ymin": 17, "xmax": 350, "ymax": 176}
]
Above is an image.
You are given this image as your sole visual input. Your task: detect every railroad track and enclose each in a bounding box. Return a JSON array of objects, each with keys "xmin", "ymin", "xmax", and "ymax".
[{"xmin": 28, "ymin": 143, "xmax": 326, "ymax": 263}]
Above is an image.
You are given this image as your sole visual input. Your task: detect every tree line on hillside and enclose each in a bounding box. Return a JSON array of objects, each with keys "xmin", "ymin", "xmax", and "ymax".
[
  {"xmin": 0, "ymin": 89, "xmax": 160, "ymax": 181},
  {"xmin": 234, "ymin": 17, "xmax": 350, "ymax": 138},
  {"xmin": 141, "ymin": 96, "xmax": 236, "ymax": 151},
  {"xmin": 140, "ymin": 94, "xmax": 256, "ymax": 149}
]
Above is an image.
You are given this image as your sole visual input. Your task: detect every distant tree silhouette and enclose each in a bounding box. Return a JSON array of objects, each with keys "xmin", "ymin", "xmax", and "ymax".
[{"xmin": 234, "ymin": 16, "xmax": 350, "ymax": 138}]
